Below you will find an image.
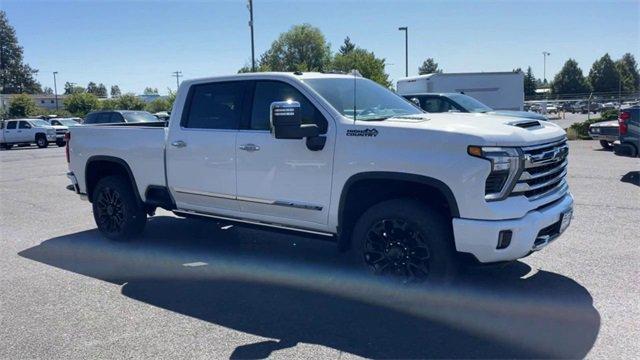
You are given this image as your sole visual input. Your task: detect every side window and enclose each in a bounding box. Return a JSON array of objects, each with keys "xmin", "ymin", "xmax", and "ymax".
[
  {"xmin": 422, "ymin": 98, "xmax": 445, "ymax": 113},
  {"xmin": 51, "ymin": 120, "xmax": 61, "ymax": 126},
  {"xmin": 110, "ymin": 113, "xmax": 124, "ymax": 123},
  {"xmin": 7, "ymin": 121, "xmax": 17, "ymax": 129},
  {"xmin": 96, "ymin": 113, "xmax": 112, "ymax": 124},
  {"xmin": 250, "ymin": 81, "xmax": 327, "ymax": 133},
  {"xmin": 85, "ymin": 113, "xmax": 97, "ymax": 124},
  {"xmin": 183, "ymin": 81, "xmax": 246, "ymax": 129},
  {"xmin": 19, "ymin": 121, "xmax": 32, "ymax": 129}
]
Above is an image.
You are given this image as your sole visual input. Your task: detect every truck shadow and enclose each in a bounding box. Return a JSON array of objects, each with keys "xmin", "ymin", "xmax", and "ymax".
[
  {"xmin": 19, "ymin": 216, "xmax": 600, "ymax": 359},
  {"xmin": 621, "ymin": 171, "xmax": 640, "ymax": 187}
]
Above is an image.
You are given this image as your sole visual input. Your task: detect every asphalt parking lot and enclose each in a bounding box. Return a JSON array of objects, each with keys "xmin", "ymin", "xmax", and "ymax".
[{"xmin": 0, "ymin": 141, "xmax": 638, "ymax": 359}]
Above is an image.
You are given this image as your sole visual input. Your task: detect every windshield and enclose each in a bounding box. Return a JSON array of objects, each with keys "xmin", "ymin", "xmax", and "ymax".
[
  {"xmin": 29, "ymin": 120, "xmax": 50, "ymax": 127},
  {"xmin": 448, "ymin": 94, "xmax": 493, "ymax": 113},
  {"xmin": 304, "ymin": 77, "xmax": 423, "ymax": 121},
  {"xmin": 58, "ymin": 119, "xmax": 80, "ymax": 126},
  {"xmin": 122, "ymin": 111, "xmax": 159, "ymax": 123}
]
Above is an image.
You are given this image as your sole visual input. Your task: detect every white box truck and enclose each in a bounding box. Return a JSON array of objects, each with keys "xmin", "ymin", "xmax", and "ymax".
[{"xmin": 397, "ymin": 71, "xmax": 525, "ymax": 111}]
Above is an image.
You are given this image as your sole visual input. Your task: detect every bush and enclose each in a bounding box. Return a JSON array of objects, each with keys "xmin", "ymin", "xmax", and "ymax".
[
  {"xmin": 64, "ymin": 92, "xmax": 100, "ymax": 117},
  {"xmin": 145, "ymin": 97, "xmax": 171, "ymax": 113},
  {"xmin": 601, "ymin": 109, "xmax": 619, "ymax": 120},
  {"xmin": 116, "ymin": 93, "xmax": 146, "ymax": 110},
  {"xmin": 99, "ymin": 98, "xmax": 118, "ymax": 110},
  {"xmin": 8, "ymin": 94, "xmax": 39, "ymax": 118}
]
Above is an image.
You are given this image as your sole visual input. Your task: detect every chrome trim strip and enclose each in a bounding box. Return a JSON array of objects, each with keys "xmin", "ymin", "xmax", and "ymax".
[
  {"xmin": 174, "ymin": 210, "xmax": 334, "ymax": 237},
  {"xmin": 174, "ymin": 189, "xmax": 323, "ymax": 211},
  {"xmin": 173, "ymin": 188, "xmax": 236, "ymax": 200},
  {"xmin": 513, "ymin": 168, "xmax": 567, "ymax": 192},
  {"xmin": 521, "ymin": 137, "xmax": 567, "ymax": 151},
  {"xmin": 519, "ymin": 159, "xmax": 568, "ymax": 180},
  {"xmin": 525, "ymin": 180, "xmax": 568, "ymax": 201}
]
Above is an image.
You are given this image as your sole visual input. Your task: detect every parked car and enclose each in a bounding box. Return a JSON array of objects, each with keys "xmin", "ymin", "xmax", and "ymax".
[
  {"xmin": 0, "ymin": 119, "xmax": 57, "ymax": 149},
  {"xmin": 614, "ymin": 105, "xmax": 640, "ymax": 157},
  {"xmin": 65, "ymin": 72, "xmax": 573, "ymax": 282},
  {"xmin": 403, "ymin": 93, "xmax": 548, "ymax": 121},
  {"xmin": 84, "ymin": 110, "xmax": 160, "ymax": 125},
  {"xmin": 588, "ymin": 120, "xmax": 619, "ymax": 149},
  {"xmin": 43, "ymin": 117, "xmax": 82, "ymax": 146},
  {"xmin": 153, "ymin": 111, "xmax": 170, "ymax": 121}
]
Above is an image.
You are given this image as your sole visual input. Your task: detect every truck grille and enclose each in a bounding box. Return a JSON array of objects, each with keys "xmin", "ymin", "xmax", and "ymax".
[
  {"xmin": 511, "ymin": 138, "xmax": 569, "ymax": 200},
  {"xmin": 55, "ymin": 129, "xmax": 67, "ymax": 135}
]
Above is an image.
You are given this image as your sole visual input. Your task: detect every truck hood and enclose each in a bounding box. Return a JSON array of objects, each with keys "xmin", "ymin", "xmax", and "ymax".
[
  {"xmin": 50, "ymin": 125, "xmax": 69, "ymax": 130},
  {"xmin": 382, "ymin": 112, "xmax": 566, "ymax": 146}
]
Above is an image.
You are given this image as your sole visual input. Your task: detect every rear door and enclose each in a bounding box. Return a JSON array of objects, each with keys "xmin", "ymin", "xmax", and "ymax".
[
  {"xmin": 166, "ymin": 80, "xmax": 249, "ymax": 214},
  {"xmin": 235, "ymin": 80, "xmax": 334, "ymax": 227},
  {"xmin": 4, "ymin": 121, "xmax": 19, "ymax": 142}
]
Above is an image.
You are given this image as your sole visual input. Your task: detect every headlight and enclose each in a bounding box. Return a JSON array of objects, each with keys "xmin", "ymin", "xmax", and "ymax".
[
  {"xmin": 468, "ymin": 146, "xmax": 523, "ymax": 201},
  {"xmin": 47, "ymin": 129, "xmax": 55, "ymax": 135}
]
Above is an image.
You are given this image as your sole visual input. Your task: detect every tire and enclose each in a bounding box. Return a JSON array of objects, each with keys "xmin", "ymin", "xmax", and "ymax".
[
  {"xmin": 600, "ymin": 140, "xmax": 613, "ymax": 150},
  {"xmin": 56, "ymin": 140, "xmax": 66, "ymax": 147},
  {"xmin": 36, "ymin": 135, "xmax": 48, "ymax": 148},
  {"xmin": 350, "ymin": 198, "xmax": 458, "ymax": 282},
  {"xmin": 92, "ymin": 175, "xmax": 146, "ymax": 241},
  {"xmin": 0, "ymin": 143, "xmax": 12, "ymax": 150}
]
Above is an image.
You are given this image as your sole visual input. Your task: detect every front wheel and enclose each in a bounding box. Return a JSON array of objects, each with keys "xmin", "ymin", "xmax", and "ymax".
[
  {"xmin": 351, "ymin": 198, "xmax": 458, "ymax": 283},
  {"xmin": 56, "ymin": 140, "xmax": 66, "ymax": 147},
  {"xmin": 599, "ymin": 140, "xmax": 613, "ymax": 150},
  {"xmin": 92, "ymin": 175, "xmax": 146, "ymax": 241},
  {"xmin": 36, "ymin": 135, "xmax": 48, "ymax": 148}
]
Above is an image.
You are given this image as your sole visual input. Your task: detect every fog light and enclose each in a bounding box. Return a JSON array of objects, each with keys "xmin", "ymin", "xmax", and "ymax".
[{"xmin": 497, "ymin": 230, "xmax": 512, "ymax": 249}]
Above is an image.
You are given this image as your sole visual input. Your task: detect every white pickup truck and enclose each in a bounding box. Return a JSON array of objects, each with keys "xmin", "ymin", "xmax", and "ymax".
[
  {"xmin": 66, "ymin": 72, "xmax": 573, "ymax": 281},
  {"xmin": 1, "ymin": 118, "xmax": 57, "ymax": 149}
]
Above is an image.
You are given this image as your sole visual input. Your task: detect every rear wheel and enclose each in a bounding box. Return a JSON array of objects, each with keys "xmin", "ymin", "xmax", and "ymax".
[
  {"xmin": 351, "ymin": 198, "xmax": 458, "ymax": 282},
  {"xmin": 36, "ymin": 135, "xmax": 48, "ymax": 148},
  {"xmin": 92, "ymin": 175, "xmax": 146, "ymax": 241},
  {"xmin": 0, "ymin": 143, "xmax": 12, "ymax": 150},
  {"xmin": 56, "ymin": 140, "xmax": 66, "ymax": 147},
  {"xmin": 599, "ymin": 140, "xmax": 613, "ymax": 150}
]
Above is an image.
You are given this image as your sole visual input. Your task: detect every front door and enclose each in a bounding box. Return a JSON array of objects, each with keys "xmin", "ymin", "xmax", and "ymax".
[
  {"xmin": 235, "ymin": 80, "xmax": 334, "ymax": 228},
  {"xmin": 166, "ymin": 80, "xmax": 249, "ymax": 214}
]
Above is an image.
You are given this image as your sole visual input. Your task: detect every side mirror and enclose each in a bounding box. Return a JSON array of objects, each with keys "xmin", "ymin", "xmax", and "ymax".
[
  {"xmin": 447, "ymin": 109, "xmax": 461, "ymax": 113},
  {"xmin": 409, "ymin": 97, "xmax": 421, "ymax": 107},
  {"xmin": 270, "ymin": 100, "xmax": 319, "ymax": 139}
]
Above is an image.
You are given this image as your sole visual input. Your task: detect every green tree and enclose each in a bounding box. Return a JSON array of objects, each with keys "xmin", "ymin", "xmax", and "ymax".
[
  {"xmin": 588, "ymin": 53, "xmax": 620, "ymax": 93},
  {"xmin": 64, "ymin": 82, "xmax": 85, "ymax": 95},
  {"xmin": 110, "ymin": 85, "xmax": 121, "ymax": 97},
  {"xmin": 145, "ymin": 97, "xmax": 171, "ymax": 113},
  {"xmin": 615, "ymin": 53, "xmax": 639, "ymax": 93},
  {"xmin": 96, "ymin": 83, "xmax": 108, "ymax": 98},
  {"xmin": 86, "ymin": 82, "xmax": 99, "ymax": 95},
  {"xmin": 116, "ymin": 93, "xmax": 146, "ymax": 110},
  {"xmin": 99, "ymin": 98, "xmax": 118, "ymax": 110},
  {"xmin": 7, "ymin": 94, "xmax": 39, "ymax": 117},
  {"xmin": 418, "ymin": 58, "xmax": 442, "ymax": 75},
  {"xmin": 523, "ymin": 67, "xmax": 537, "ymax": 97},
  {"xmin": 143, "ymin": 87, "xmax": 159, "ymax": 95},
  {"xmin": 64, "ymin": 92, "xmax": 99, "ymax": 117},
  {"xmin": 332, "ymin": 48, "xmax": 392, "ymax": 88},
  {"xmin": 42, "ymin": 87, "xmax": 53, "ymax": 95},
  {"xmin": 0, "ymin": 11, "xmax": 42, "ymax": 94},
  {"xmin": 551, "ymin": 59, "xmax": 589, "ymax": 95},
  {"xmin": 256, "ymin": 24, "xmax": 332, "ymax": 72},
  {"xmin": 339, "ymin": 37, "xmax": 356, "ymax": 55}
]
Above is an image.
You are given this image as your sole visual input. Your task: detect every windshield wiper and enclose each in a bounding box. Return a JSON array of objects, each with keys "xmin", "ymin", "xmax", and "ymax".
[{"xmin": 357, "ymin": 116, "xmax": 391, "ymax": 121}]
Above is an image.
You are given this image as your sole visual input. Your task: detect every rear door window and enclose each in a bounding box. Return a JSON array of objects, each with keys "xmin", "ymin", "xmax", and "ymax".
[
  {"xmin": 182, "ymin": 81, "xmax": 247, "ymax": 130},
  {"xmin": 7, "ymin": 121, "xmax": 17, "ymax": 129}
]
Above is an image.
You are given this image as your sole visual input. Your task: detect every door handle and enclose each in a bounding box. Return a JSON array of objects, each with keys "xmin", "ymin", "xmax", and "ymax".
[
  {"xmin": 171, "ymin": 140, "xmax": 187, "ymax": 148},
  {"xmin": 239, "ymin": 143, "xmax": 260, "ymax": 152}
]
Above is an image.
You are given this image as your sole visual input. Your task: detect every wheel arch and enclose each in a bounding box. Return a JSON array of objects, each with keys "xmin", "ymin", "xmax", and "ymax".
[
  {"xmin": 85, "ymin": 155, "xmax": 142, "ymax": 205},
  {"xmin": 337, "ymin": 172, "xmax": 459, "ymax": 251}
]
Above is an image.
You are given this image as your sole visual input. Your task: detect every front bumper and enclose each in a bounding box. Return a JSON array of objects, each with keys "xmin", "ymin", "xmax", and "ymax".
[
  {"xmin": 452, "ymin": 193, "xmax": 573, "ymax": 263},
  {"xmin": 46, "ymin": 134, "xmax": 57, "ymax": 141}
]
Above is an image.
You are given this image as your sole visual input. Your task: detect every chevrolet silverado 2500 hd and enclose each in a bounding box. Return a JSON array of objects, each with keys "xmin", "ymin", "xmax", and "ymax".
[{"xmin": 66, "ymin": 72, "xmax": 573, "ymax": 281}]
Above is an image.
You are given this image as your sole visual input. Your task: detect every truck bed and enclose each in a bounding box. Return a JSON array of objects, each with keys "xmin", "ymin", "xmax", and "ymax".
[{"xmin": 68, "ymin": 125, "xmax": 168, "ymax": 201}]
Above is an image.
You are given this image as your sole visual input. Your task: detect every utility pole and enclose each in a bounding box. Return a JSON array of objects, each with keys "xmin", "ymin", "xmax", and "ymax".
[
  {"xmin": 542, "ymin": 51, "xmax": 550, "ymax": 84},
  {"xmin": 248, "ymin": 0, "xmax": 255, "ymax": 72},
  {"xmin": 398, "ymin": 27, "xmax": 408, "ymax": 77},
  {"xmin": 172, "ymin": 71, "xmax": 182, "ymax": 90},
  {"xmin": 53, "ymin": 71, "xmax": 59, "ymax": 111}
]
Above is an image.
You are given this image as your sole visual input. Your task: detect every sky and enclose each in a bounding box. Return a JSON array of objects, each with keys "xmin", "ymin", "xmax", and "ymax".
[{"xmin": 3, "ymin": 0, "xmax": 639, "ymax": 95}]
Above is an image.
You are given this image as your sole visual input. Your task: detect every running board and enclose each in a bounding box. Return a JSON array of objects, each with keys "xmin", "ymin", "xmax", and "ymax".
[{"xmin": 173, "ymin": 209, "xmax": 335, "ymax": 238}]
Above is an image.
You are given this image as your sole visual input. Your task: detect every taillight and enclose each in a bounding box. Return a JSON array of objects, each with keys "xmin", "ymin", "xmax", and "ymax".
[
  {"xmin": 65, "ymin": 132, "xmax": 71, "ymax": 163},
  {"xmin": 619, "ymin": 111, "xmax": 630, "ymax": 135}
]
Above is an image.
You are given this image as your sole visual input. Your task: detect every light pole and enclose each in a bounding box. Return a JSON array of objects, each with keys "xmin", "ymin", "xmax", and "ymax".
[
  {"xmin": 53, "ymin": 71, "xmax": 59, "ymax": 111},
  {"xmin": 248, "ymin": 0, "xmax": 255, "ymax": 72},
  {"xmin": 542, "ymin": 51, "xmax": 550, "ymax": 84},
  {"xmin": 398, "ymin": 26, "xmax": 408, "ymax": 77}
]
